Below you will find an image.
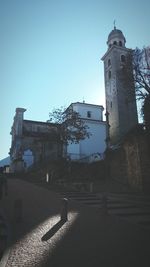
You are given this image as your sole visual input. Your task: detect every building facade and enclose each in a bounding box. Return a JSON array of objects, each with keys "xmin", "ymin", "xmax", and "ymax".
[
  {"xmin": 66, "ymin": 102, "xmax": 106, "ymax": 161},
  {"xmin": 10, "ymin": 108, "xmax": 60, "ymax": 172},
  {"xmin": 10, "ymin": 27, "xmax": 138, "ymax": 170},
  {"xmin": 101, "ymin": 27, "xmax": 138, "ymax": 146}
]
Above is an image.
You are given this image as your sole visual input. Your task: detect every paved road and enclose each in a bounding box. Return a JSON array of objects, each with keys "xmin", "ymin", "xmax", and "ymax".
[
  {"xmin": 59, "ymin": 191, "xmax": 150, "ymax": 229},
  {"xmin": 1, "ymin": 178, "xmax": 150, "ymax": 267}
]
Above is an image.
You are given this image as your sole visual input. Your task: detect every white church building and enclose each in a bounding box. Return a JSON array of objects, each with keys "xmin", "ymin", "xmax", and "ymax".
[{"xmin": 66, "ymin": 102, "xmax": 107, "ymax": 162}]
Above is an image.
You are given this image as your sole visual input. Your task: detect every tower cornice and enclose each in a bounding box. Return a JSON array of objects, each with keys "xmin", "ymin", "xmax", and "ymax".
[{"xmin": 101, "ymin": 46, "xmax": 132, "ymax": 61}]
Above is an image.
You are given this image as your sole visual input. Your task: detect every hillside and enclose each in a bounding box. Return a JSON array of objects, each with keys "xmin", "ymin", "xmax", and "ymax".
[{"xmin": 0, "ymin": 156, "xmax": 10, "ymax": 167}]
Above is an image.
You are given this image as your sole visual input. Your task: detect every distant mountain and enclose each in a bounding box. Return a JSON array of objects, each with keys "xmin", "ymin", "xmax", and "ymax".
[{"xmin": 0, "ymin": 156, "xmax": 10, "ymax": 167}]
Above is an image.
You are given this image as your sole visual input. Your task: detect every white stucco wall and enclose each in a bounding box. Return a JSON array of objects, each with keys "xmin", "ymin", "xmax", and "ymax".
[
  {"xmin": 72, "ymin": 102, "xmax": 104, "ymax": 121},
  {"xmin": 67, "ymin": 143, "xmax": 80, "ymax": 160},
  {"xmin": 66, "ymin": 102, "xmax": 106, "ymax": 161},
  {"xmin": 80, "ymin": 121, "xmax": 106, "ymax": 155}
]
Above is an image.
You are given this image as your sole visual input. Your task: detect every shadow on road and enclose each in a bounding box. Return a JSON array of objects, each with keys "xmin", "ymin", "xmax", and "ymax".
[{"xmin": 41, "ymin": 219, "xmax": 66, "ymax": 241}]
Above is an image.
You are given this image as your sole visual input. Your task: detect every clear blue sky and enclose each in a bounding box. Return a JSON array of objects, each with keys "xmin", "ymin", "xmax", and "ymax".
[{"xmin": 0, "ymin": 0, "xmax": 150, "ymax": 160}]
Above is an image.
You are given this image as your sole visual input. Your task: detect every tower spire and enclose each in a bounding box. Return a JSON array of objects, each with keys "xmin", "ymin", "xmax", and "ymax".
[{"xmin": 113, "ymin": 20, "xmax": 116, "ymax": 30}]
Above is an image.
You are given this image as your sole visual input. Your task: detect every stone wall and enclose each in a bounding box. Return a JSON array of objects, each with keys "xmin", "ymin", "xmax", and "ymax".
[
  {"xmin": 107, "ymin": 127, "xmax": 150, "ymax": 192},
  {"xmin": 123, "ymin": 135, "xmax": 143, "ymax": 191},
  {"xmin": 106, "ymin": 146, "xmax": 128, "ymax": 186}
]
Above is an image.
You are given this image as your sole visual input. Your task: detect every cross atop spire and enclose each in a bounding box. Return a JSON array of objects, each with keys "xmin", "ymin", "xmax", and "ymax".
[{"xmin": 113, "ymin": 20, "xmax": 116, "ymax": 30}]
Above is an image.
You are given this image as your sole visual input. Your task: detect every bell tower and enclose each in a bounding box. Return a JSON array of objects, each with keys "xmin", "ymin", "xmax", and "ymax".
[{"xmin": 101, "ymin": 27, "xmax": 138, "ymax": 145}]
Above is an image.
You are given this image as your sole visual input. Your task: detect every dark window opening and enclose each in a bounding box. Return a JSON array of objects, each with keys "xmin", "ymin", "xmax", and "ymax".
[
  {"xmin": 108, "ymin": 70, "xmax": 111, "ymax": 79},
  {"xmin": 113, "ymin": 41, "xmax": 117, "ymax": 45},
  {"xmin": 87, "ymin": 111, "xmax": 91, "ymax": 118},
  {"xmin": 108, "ymin": 59, "xmax": 111, "ymax": 66},
  {"xmin": 110, "ymin": 102, "xmax": 112, "ymax": 108},
  {"xmin": 121, "ymin": 54, "xmax": 126, "ymax": 63},
  {"xmin": 119, "ymin": 41, "xmax": 122, "ymax": 46}
]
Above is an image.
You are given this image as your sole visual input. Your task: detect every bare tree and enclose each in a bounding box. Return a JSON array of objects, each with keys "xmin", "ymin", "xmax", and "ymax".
[
  {"xmin": 133, "ymin": 47, "xmax": 150, "ymax": 145},
  {"xmin": 142, "ymin": 93, "xmax": 150, "ymax": 148},
  {"xmin": 48, "ymin": 106, "xmax": 91, "ymax": 145},
  {"xmin": 119, "ymin": 46, "xmax": 150, "ymax": 101},
  {"xmin": 120, "ymin": 47, "xmax": 150, "ymax": 123},
  {"xmin": 133, "ymin": 46, "xmax": 150, "ymax": 99}
]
